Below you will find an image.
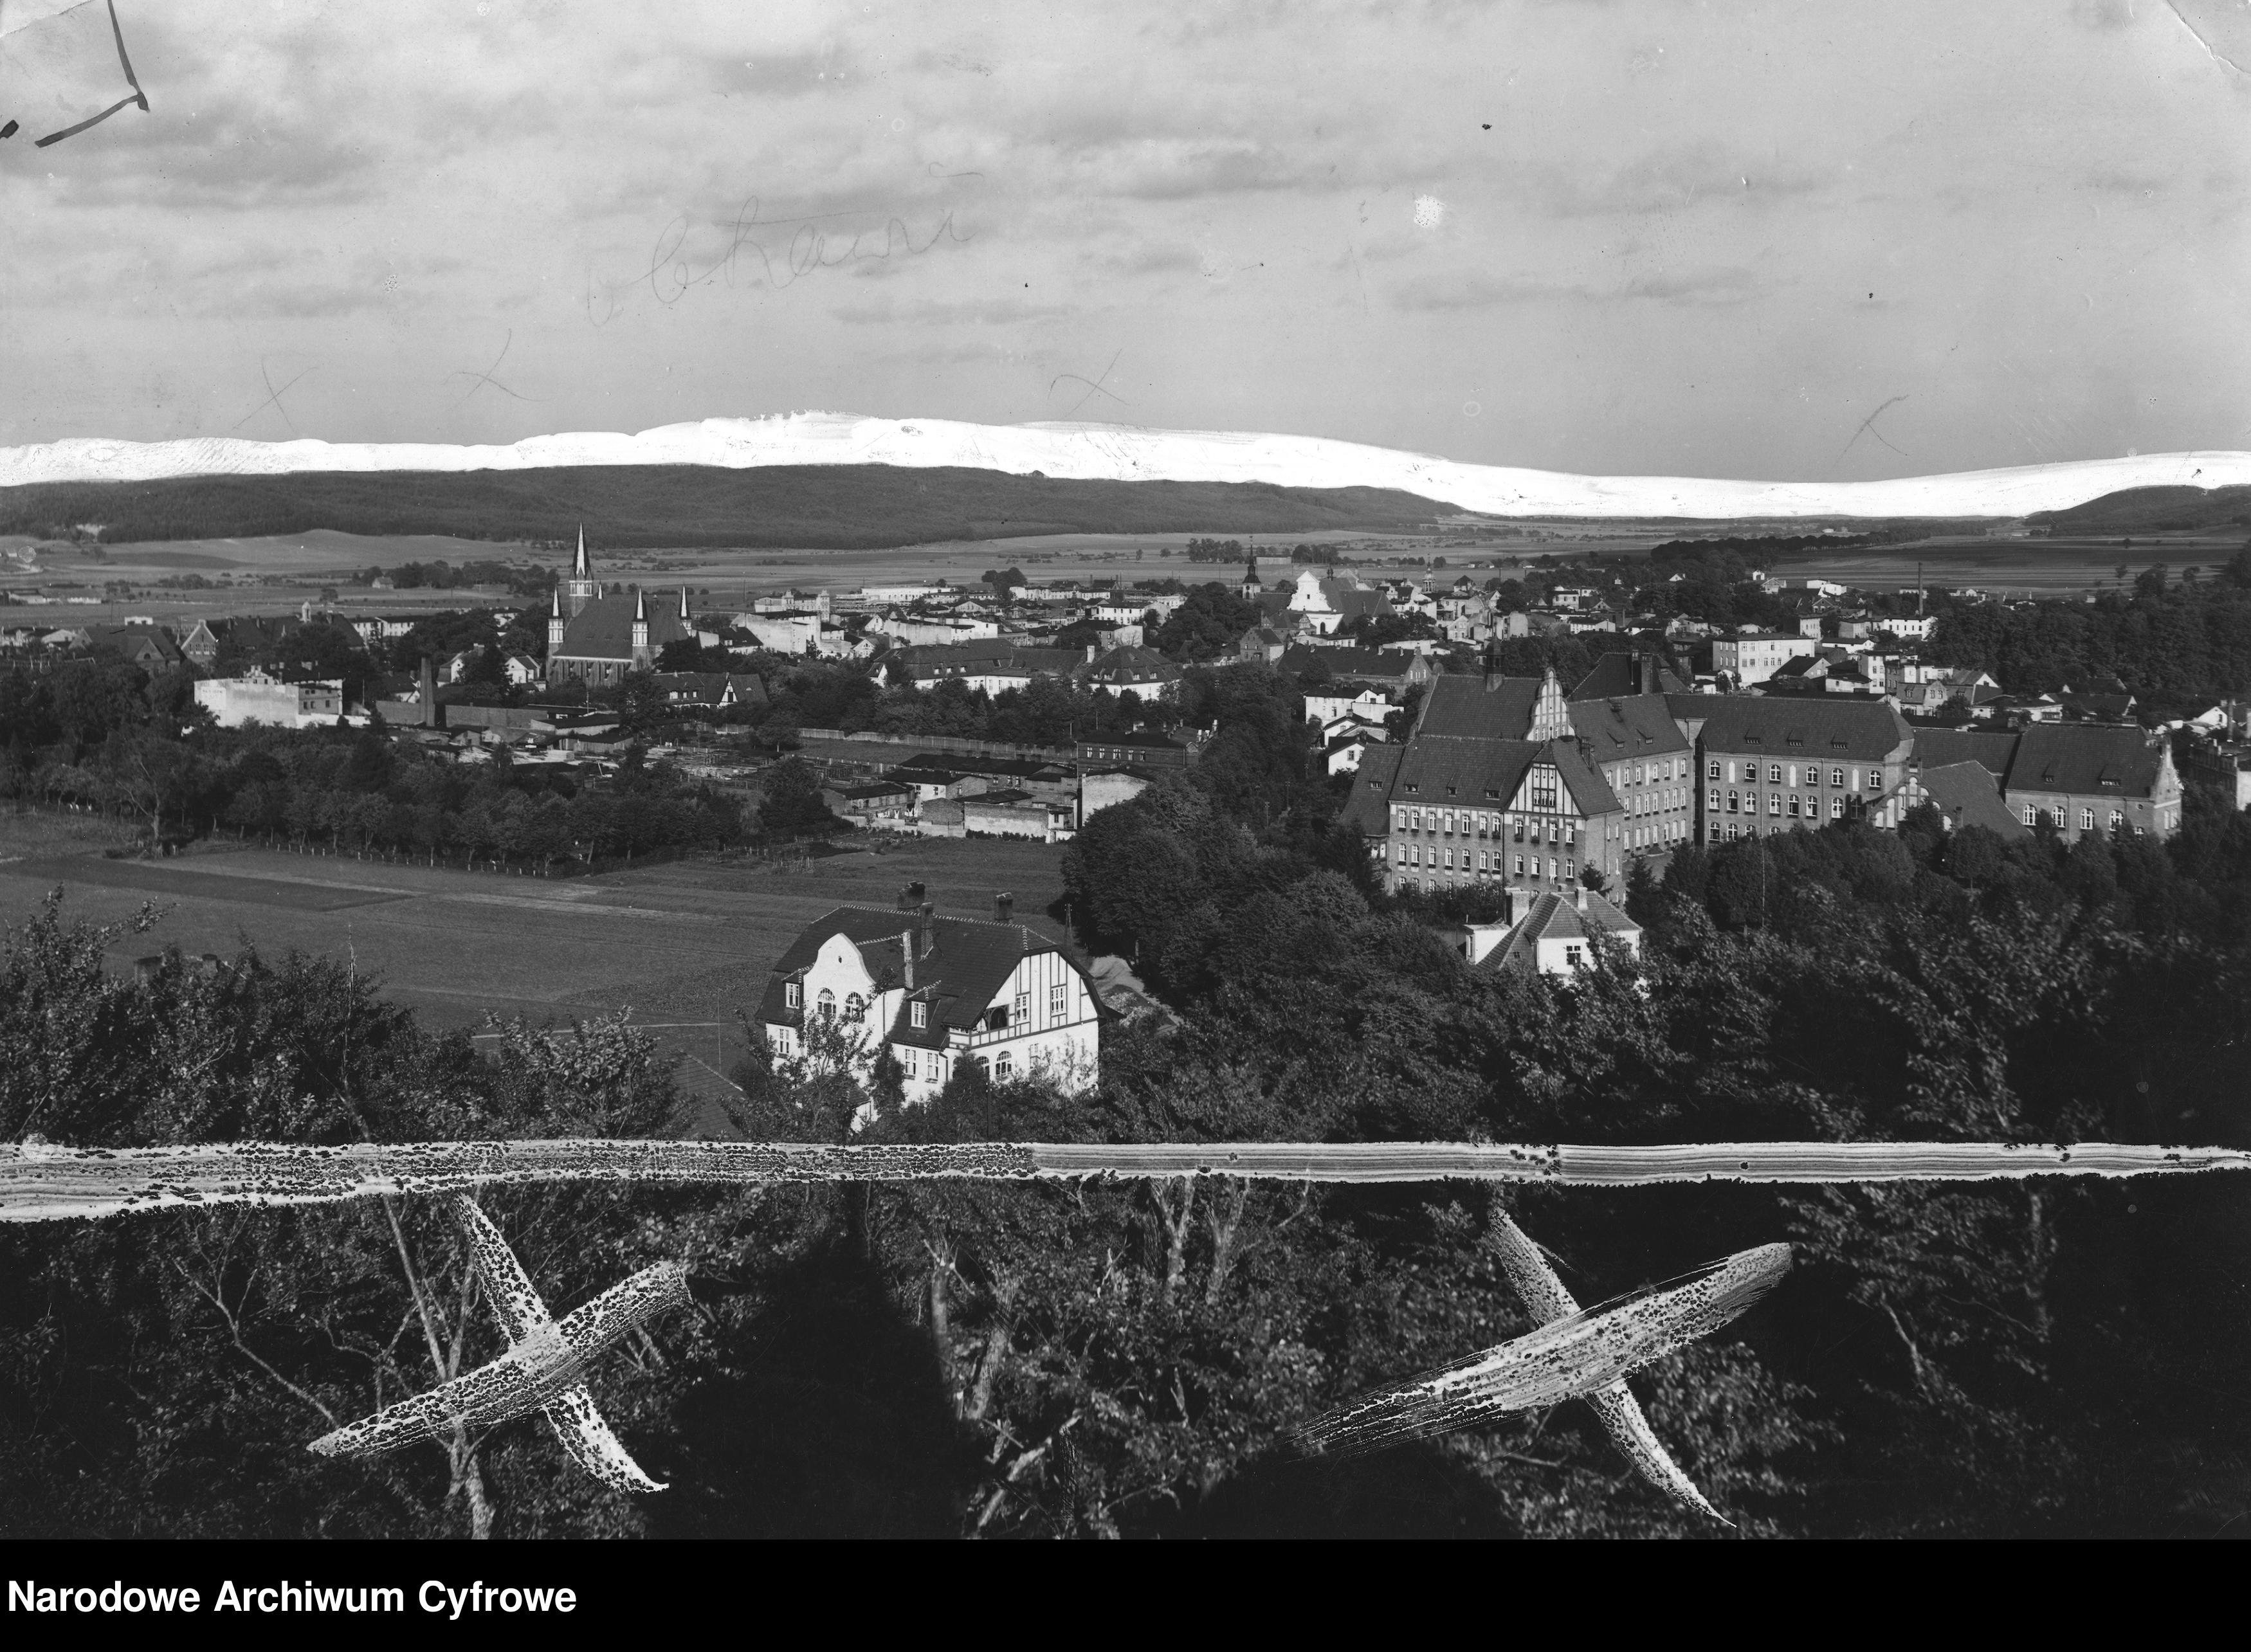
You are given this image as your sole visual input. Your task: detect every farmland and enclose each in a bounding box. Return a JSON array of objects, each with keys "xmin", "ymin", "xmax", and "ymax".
[{"xmin": 0, "ymin": 820, "xmax": 1071, "ymax": 1129}]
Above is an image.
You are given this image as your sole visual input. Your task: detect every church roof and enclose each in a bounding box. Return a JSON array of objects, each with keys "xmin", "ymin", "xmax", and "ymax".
[{"xmin": 555, "ymin": 591, "xmax": 690, "ymax": 661}]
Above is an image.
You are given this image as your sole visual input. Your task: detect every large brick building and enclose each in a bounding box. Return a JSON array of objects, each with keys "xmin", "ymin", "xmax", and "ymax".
[
  {"xmin": 545, "ymin": 529, "xmax": 691, "ymax": 686},
  {"xmin": 1693, "ymin": 696, "xmax": 1915, "ymax": 843},
  {"xmin": 1379, "ymin": 667, "xmax": 1692, "ymax": 894}
]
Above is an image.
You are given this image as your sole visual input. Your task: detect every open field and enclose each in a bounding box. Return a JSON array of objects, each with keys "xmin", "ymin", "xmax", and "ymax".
[
  {"xmin": 1776, "ymin": 531, "xmax": 2250, "ymax": 595},
  {"xmin": 0, "ymin": 828, "xmax": 1070, "ymax": 1129}
]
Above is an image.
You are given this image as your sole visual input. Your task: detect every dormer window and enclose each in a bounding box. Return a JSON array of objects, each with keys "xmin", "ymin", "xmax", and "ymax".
[
  {"xmin": 785, "ymin": 981, "xmax": 801, "ymax": 1010},
  {"xmin": 911, "ymin": 1000, "xmax": 929, "ymax": 1030}
]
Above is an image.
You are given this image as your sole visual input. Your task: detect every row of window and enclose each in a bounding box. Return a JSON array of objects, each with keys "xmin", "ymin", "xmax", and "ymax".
[
  {"xmin": 1392, "ymin": 806, "xmax": 1578, "ymax": 846},
  {"xmin": 1708, "ymin": 759, "xmax": 1881, "ymax": 791},
  {"xmin": 1607, "ymin": 758, "xmax": 1688, "ymax": 788},
  {"xmin": 1714, "ymin": 790, "xmax": 1848, "ymax": 819},
  {"xmin": 2027, "ymin": 804, "xmax": 2138, "ymax": 833},
  {"xmin": 1399, "ymin": 843, "xmax": 1571, "ymax": 879},
  {"xmin": 783, "ymin": 981, "xmax": 1071, "ymax": 1028}
]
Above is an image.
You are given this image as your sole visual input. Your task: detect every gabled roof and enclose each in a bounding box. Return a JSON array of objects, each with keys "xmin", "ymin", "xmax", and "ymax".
[
  {"xmin": 1482, "ymin": 889, "xmax": 1639, "ymax": 972},
  {"xmin": 1390, "ymin": 734, "xmax": 1620, "ymax": 817},
  {"xmin": 1567, "ymin": 694, "xmax": 1692, "ymax": 763},
  {"xmin": 1914, "ymin": 761, "xmax": 2031, "ymax": 840},
  {"xmin": 1569, "ymin": 651, "xmax": 1690, "ymax": 699},
  {"xmin": 1695, "ymin": 694, "xmax": 1913, "ymax": 761},
  {"xmin": 1909, "ymin": 727, "xmax": 2020, "ymax": 777},
  {"xmin": 1336, "ymin": 743, "xmax": 1405, "ymax": 837},
  {"xmin": 1279, "ymin": 644, "xmax": 1421, "ymax": 682},
  {"xmin": 556, "ymin": 592, "xmax": 690, "ymax": 660},
  {"xmin": 756, "ymin": 906, "xmax": 1062, "ymax": 1051},
  {"xmin": 2007, "ymin": 723, "xmax": 2165, "ymax": 798},
  {"xmin": 1086, "ymin": 644, "xmax": 1180, "ymax": 684},
  {"xmin": 1414, "ymin": 673, "xmax": 1540, "ymax": 738}
]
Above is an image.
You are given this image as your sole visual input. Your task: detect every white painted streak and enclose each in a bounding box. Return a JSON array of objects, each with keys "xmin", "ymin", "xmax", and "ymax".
[{"xmin": 3, "ymin": 413, "xmax": 2247, "ymax": 519}]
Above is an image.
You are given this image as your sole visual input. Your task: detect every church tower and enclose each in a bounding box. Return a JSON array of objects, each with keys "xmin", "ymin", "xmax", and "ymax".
[
  {"xmin": 679, "ymin": 587, "xmax": 693, "ymax": 629},
  {"xmin": 565, "ymin": 525, "xmax": 599, "ymax": 617},
  {"xmin": 630, "ymin": 586, "xmax": 650, "ymax": 666},
  {"xmin": 547, "ymin": 586, "xmax": 565, "ymax": 662},
  {"xmin": 1240, "ymin": 549, "xmax": 1261, "ymax": 602}
]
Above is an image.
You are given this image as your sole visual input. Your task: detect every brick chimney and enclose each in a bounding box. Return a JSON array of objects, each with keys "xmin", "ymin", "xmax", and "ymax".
[
  {"xmin": 1574, "ymin": 884, "xmax": 1588, "ymax": 912},
  {"xmin": 900, "ymin": 929, "xmax": 915, "ymax": 989},
  {"xmin": 419, "ymin": 655, "xmax": 438, "ymax": 728},
  {"xmin": 994, "ymin": 891, "xmax": 1014, "ymax": 923},
  {"xmin": 1639, "ymin": 649, "xmax": 1659, "ymax": 695},
  {"xmin": 917, "ymin": 901, "xmax": 936, "ymax": 958}
]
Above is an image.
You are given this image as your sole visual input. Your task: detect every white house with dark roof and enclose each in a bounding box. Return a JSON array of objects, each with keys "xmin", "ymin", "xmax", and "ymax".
[
  {"xmin": 758, "ymin": 893, "xmax": 1101, "ymax": 1105},
  {"xmin": 1453, "ymin": 885, "xmax": 1642, "ymax": 977}
]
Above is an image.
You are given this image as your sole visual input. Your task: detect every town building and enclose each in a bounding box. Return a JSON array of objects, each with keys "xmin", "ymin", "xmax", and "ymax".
[
  {"xmin": 1454, "ymin": 885, "xmax": 1643, "ymax": 977},
  {"xmin": 1693, "ymin": 696, "xmax": 1915, "ymax": 842},
  {"xmin": 194, "ymin": 667, "xmax": 346, "ymax": 729},
  {"xmin": 2002, "ymin": 723, "xmax": 2180, "ymax": 840},
  {"xmin": 1075, "ymin": 730, "xmax": 1195, "ymax": 770},
  {"xmin": 1713, "ymin": 631, "xmax": 1818, "ymax": 686},
  {"xmin": 758, "ymin": 896, "xmax": 1102, "ymax": 1104}
]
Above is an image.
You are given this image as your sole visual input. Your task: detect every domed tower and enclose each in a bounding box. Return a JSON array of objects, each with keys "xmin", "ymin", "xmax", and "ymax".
[
  {"xmin": 565, "ymin": 525, "xmax": 599, "ymax": 617},
  {"xmin": 1240, "ymin": 549, "xmax": 1262, "ymax": 603}
]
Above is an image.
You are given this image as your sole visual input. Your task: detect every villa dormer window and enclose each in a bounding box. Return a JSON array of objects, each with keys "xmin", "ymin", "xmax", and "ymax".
[
  {"xmin": 785, "ymin": 981, "xmax": 801, "ymax": 1010},
  {"xmin": 911, "ymin": 1000, "xmax": 929, "ymax": 1030}
]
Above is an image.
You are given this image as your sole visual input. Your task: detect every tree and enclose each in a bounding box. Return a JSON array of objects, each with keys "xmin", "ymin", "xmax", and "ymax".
[{"xmin": 757, "ymin": 757, "xmax": 839, "ymax": 839}]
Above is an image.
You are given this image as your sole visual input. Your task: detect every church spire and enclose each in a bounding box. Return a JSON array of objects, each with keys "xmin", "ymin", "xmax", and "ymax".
[
  {"xmin": 633, "ymin": 585, "xmax": 647, "ymax": 622},
  {"xmin": 572, "ymin": 525, "xmax": 590, "ymax": 579},
  {"xmin": 679, "ymin": 586, "xmax": 691, "ymax": 622}
]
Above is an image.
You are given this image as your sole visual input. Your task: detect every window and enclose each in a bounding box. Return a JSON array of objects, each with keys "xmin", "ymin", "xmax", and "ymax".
[
  {"xmin": 1443, "ymin": 848, "xmax": 1454, "ymax": 869},
  {"xmin": 1788, "ymin": 795, "xmax": 1801, "ymax": 817},
  {"xmin": 1830, "ymin": 797, "xmax": 1844, "ymax": 819},
  {"xmin": 927, "ymin": 1052, "xmax": 942, "ymax": 1082},
  {"xmin": 1395, "ymin": 844, "xmax": 1407, "ymax": 864},
  {"xmin": 1514, "ymin": 855, "xmax": 1525, "ymax": 875},
  {"xmin": 995, "ymin": 1051, "xmax": 1014, "ymax": 1080},
  {"xmin": 1049, "ymin": 983, "xmax": 1067, "ymax": 1021},
  {"xmin": 1392, "ymin": 806, "xmax": 1406, "ymax": 830},
  {"xmin": 1709, "ymin": 761, "xmax": 1721, "ymax": 781},
  {"xmin": 911, "ymin": 1000, "xmax": 929, "ymax": 1030},
  {"xmin": 1832, "ymin": 768, "xmax": 1845, "ymax": 787},
  {"xmin": 1477, "ymin": 851, "xmax": 1488, "ymax": 870},
  {"xmin": 1708, "ymin": 788, "xmax": 1720, "ymax": 812},
  {"xmin": 785, "ymin": 981, "xmax": 801, "ymax": 1010},
  {"xmin": 1727, "ymin": 790, "xmax": 1739, "ymax": 813},
  {"xmin": 1710, "ymin": 822, "xmax": 1721, "ymax": 841},
  {"xmin": 1866, "ymin": 770, "xmax": 1882, "ymax": 792},
  {"xmin": 2023, "ymin": 804, "xmax": 2037, "ymax": 826},
  {"xmin": 2079, "ymin": 808, "xmax": 2093, "ymax": 833},
  {"xmin": 974, "ymin": 1055, "xmax": 991, "ymax": 1080},
  {"xmin": 1564, "ymin": 944, "xmax": 1585, "ymax": 968},
  {"xmin": 844, "ymin": 992, "xmax": 866, "ymax": 1023},
  {"xmin": 1015, "ymin": 992, "xmax": 1031, "ymax": 1025},
  {"xmin": 1768, "ymin": 794, "xmax": 1782, "ymax": 815},
  {"xmin": 1769, "ymin": 763, "xmax": 1783, "ymax": 783},
  {"xmin": 2110, "ymin": 808, "xmax": 2124, "ymax": 831},
  {"xmin": 817, "ymin": 988, "xmax": 835, "ymax": 1019}
]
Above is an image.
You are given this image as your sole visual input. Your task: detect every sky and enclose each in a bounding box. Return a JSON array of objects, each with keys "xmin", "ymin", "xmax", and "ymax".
[{"xmin": 1, "ymin": 0, "xmax": 2247, "ymax": 482}]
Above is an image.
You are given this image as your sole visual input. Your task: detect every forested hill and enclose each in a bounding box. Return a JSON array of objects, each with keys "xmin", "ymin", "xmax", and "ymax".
[
  {"xmin": 0, "ymin": 466, "xmax": 1453, "ymax": 550},
  {"xmin": 2026, "ymin": 483, "xmax": 2251, "ymax": 534}
]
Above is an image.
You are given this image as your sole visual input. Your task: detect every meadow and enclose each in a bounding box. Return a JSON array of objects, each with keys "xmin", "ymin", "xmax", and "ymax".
[{"xmin": 0, "ymin": 821, "xmax": 1070, "ymax": 1129}]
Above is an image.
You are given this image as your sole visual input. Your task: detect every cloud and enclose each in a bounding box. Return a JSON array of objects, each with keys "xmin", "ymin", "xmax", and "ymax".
[
  {"xmin": 1389, "ymin": 262, "xmax": 1769, "ymax": 311},
  {"xmin": 832, "ymin": 295, "xmax": 1070, "ymax": 327}
]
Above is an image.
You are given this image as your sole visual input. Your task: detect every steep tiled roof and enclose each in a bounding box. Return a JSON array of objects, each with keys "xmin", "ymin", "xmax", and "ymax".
[
  {"xmin": 557, "ymin": 593, "xmax": 690, "ymax": 661},
  {"xmin": 2007, "ymin": 723, "xmax": 2165, "ymax": 798},
  {"xmin": 1337, "ymin": 743, "xmax": 1405, "ymax": 837},
  {"xmin": 755, "ymin": 907, "xmax": 1052, "ymax": 1051},
  {"xmin": 1568, "ymin": 694, "xmax": 1692, "ymax": 763},
  {"xmin": 1695, "ymin": 695, "xmax": 1912, "ymax": 761},
  {"xmin": 1909, "ymin": 727, "xmax": 2020, "ymax": 777},
  {"xmin": 1914, "ymin": 761, "xmax": 2031, "ymax": 840},
  {"xmin": 1279, "ymin": 644, "xmax": 1419, "ymax": 683},
  {"xmin": 1414, "ymin": 673, "xmax": 1541, "ymax": 738},
  {"xmin": 1570, "ymin": 651, "xmax": 1690, "ymax": 699},
  {"xmin": 1483, "ymin": 889, "xmax": 1639, "ymax": 972}
]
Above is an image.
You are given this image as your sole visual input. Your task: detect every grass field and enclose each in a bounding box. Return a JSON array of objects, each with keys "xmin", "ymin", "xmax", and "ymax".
[{"xmin": 0, "ymin": 825, "xmax": 1070, "ymax": 1128}]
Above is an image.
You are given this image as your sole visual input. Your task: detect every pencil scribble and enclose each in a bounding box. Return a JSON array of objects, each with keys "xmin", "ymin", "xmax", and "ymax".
[
  {"xmin": 585, "ymin": 192, "xmax": 974, "ymax": 327},
  {"xmin": 232, "ymin": 359, "xmax": 313, "ymax": 435},
  {"xmin": 448, "ymin": 329, "xmax": 538, "ymax": 404}
]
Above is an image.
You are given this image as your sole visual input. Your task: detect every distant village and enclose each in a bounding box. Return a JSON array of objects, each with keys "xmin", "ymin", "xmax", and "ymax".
[{"xmin": 6, "ymin": 527, "xmax": 2248, "ymax": 995}]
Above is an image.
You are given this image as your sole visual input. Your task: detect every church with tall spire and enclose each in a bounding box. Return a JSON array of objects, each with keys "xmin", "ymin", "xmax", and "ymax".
[{"xmin": 545, "ymin": 525, "xmax": 695, "ymax": 685}]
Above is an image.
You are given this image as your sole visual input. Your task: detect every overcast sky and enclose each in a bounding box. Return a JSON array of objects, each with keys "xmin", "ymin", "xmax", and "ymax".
[{"xmin": 2, "ymin": 0, "xmax": 2246, "ymax": 481}]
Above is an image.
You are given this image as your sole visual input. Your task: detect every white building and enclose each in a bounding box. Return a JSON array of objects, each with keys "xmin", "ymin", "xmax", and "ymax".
[
  {"xmin": 194, "ymin": 670, "xmax": 345, "ymax": 729},
  {"xmin": 1713, "ymin": 631, "xmax": 1818, "ymax": 685},
  {"xmin": 1305, "ymin": 687, "xmax": 1397, "ymax": 728},
  {"xmin": 758, "ymin": 900, "xmax": 1101, "ymax": 1105},
  {"xmin": 1454, "ymin": 885, "xmax": 1641, "ymax": 978}
]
